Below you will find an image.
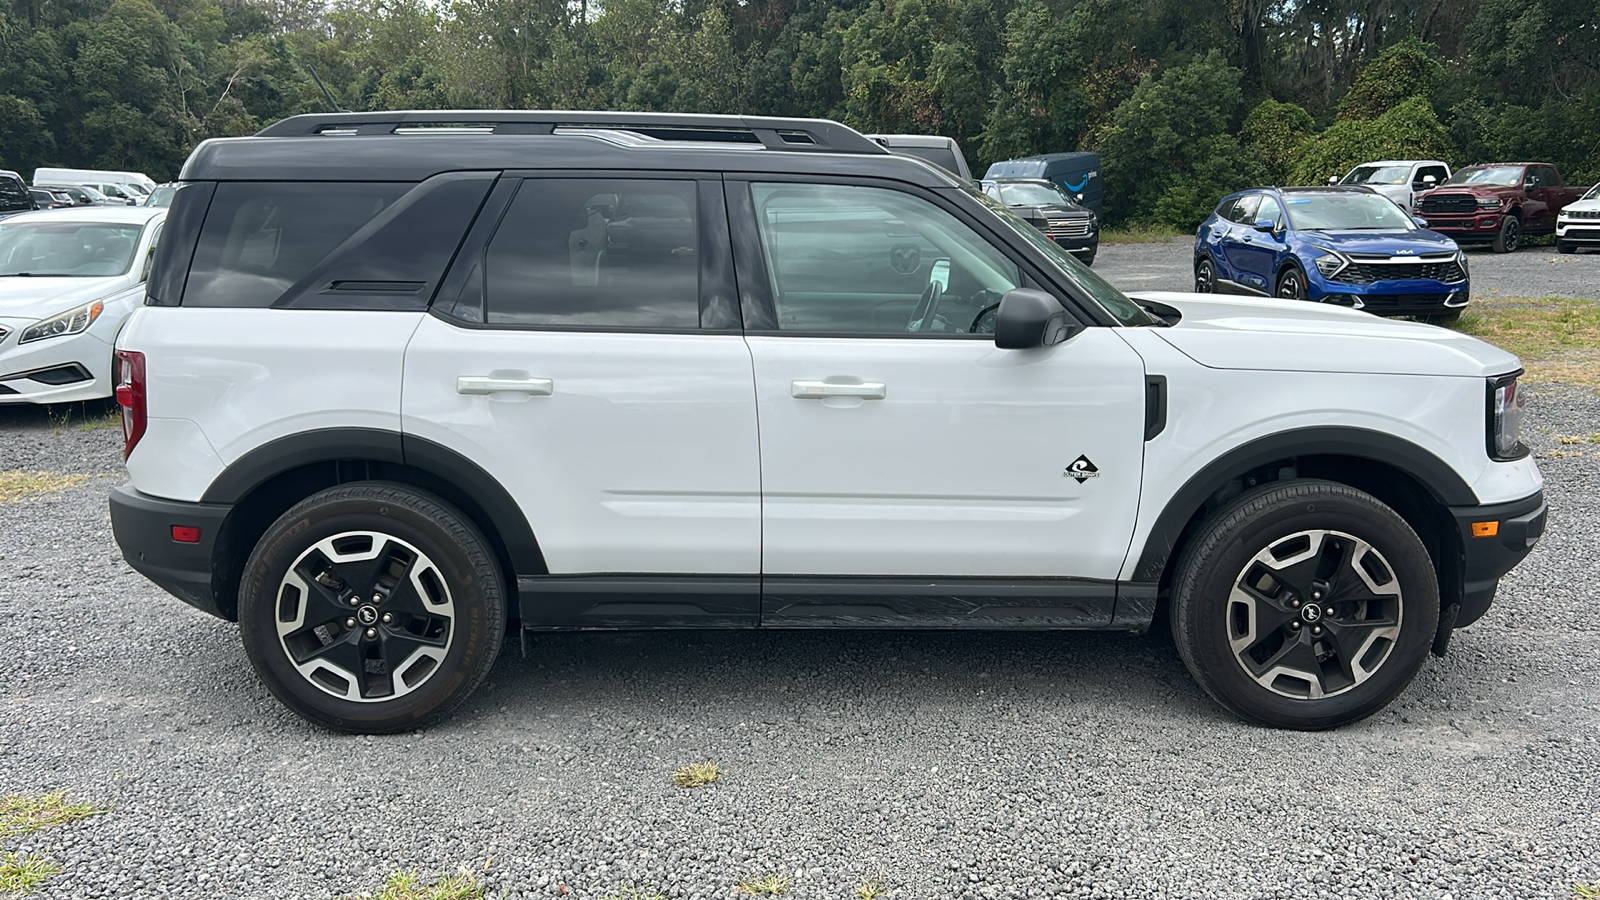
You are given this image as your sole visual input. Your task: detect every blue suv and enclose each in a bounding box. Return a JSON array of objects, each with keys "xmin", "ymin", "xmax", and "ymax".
[{"xmin": 1194, "ymin": 186, "xmax": 1470, "ymax": 319}]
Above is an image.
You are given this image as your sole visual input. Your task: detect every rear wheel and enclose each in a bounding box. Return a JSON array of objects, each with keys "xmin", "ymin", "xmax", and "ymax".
[
  {"xmin": 1491, "ymin": 215, "xmax": 1521, "ymax": 253},
  {"xmin": 238, "ymin": 482, "xmax": 505, "ymax": 733},
  {"xmin": 1170, "ymin": 480, "xmax": 1438, "ymax": 730},
  {"xmin": 1194, "ymin": 256, "xmax": 1217, "ymax": 292}
]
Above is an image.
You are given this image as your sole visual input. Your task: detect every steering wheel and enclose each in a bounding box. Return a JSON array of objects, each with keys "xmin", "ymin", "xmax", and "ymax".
[
  {"xmin": 905, "ymin": 279, "xmax": 946, "ymax": 333},
  {"xmin": 969, "ymin": 301, "xmax": 1001, "ymax": 334}
]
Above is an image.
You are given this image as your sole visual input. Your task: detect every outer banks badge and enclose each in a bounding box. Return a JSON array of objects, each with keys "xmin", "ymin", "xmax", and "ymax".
[{"xmin": 1065, "ymin": 455, "xmax": 1100, "ymax": 483}]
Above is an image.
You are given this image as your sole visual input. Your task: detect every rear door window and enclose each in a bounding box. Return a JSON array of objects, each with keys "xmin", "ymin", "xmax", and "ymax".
[
  {"xmin": 0, "ymin": 175, "xmax": 30, "ymax": 214},
  {"xmin": 184, "ymin": 183, "xmax": 410, "ymax": 307}
]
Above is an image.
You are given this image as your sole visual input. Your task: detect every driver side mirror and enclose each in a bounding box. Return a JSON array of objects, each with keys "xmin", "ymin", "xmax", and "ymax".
[
  {"xmin": 1422, "ymin": 174, "xmax": 1438, "ymax": 185},
  {"xmin": 1252, "ymin": 217, "xmax": 1278, "ymax": 233},
  {"xmin": 1412, "ymin": 215, "xmax": 1430, "ymax": 228},
  {"xmin": 994, "ymin": 288, "xmax": 1081, "ymax": 350}
]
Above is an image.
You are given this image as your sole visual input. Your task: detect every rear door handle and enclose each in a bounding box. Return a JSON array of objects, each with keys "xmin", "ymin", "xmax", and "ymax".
[
  {"xmin": 456, "ymin": 376, "xmax": 553, "ymax": 396},
  {"xmin": 791, "ymin": 380, "xmax": 886, "ymax": 400}
]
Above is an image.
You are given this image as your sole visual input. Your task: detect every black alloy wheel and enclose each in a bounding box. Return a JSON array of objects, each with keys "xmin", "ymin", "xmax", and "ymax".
[
  {"xmin": 1492, "ymin": 216, "xmax": 1521, "ymax": 253},
  {"xmin": 1275, "ymin": 266, "xmax": 1307, "ymax": 301},
  {"xmin": 1194, "ymin": 256, "xmax": 1217, "ymax": 293},
  {"xmin": 238, "ymin": 482, "xmax": 505, "ymax": 733},
  {"xmin": 1170, "ymin": 480, "xmax": 1438, "ymax": 730}
]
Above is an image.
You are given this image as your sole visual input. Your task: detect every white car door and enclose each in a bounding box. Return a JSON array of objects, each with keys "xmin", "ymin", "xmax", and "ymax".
[
  {"xmin": 730, "ymin": 179, "xmax": 1149, "ymax": 627},
  {"xmin": 402, "ymin": 175, "xmax": 762, "ymax": 627}
]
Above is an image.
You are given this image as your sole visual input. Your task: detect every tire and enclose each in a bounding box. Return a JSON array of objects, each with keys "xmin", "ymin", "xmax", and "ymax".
[
  {"xmin": 1275, "ymin": 265, "xmax": 1307, "ymax": 302},
  {"xmin": 1169, "ymin": 480, "xmax": 1439, "ymax": 730},
  {"xmin": 238, "ymin": 482, "xmax": 506, "ymax": 733},
  {"xmin": 1078, "ymin": 249, "xmax": 1097, "ymax": 267},
  {"xmin": 1194, "ymin": 256, "xmax": 1217, "ymax": 293},
  {"xmin": 1491, "ymin": 215, "xmax": 1520, "ymax": 253},
  {"xmin": 1557, "ymin": 240, "xmax": 1574, "ymax": 255}
]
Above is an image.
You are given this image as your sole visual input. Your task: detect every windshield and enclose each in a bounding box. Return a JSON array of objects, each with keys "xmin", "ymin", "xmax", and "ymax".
[
  {"xmin": 1341, "ymin": 165, "xmax": 1411, "ymax": 186},
  {"xmin": 0, "ymin": 221, "xmax": 144, "ymax": 276},
  {"xmin": 122, "ymin": 183, "xmax": 151, "ymax": 196},
  {"xmin": 1444, "ymin": 166, "xmax": 1523, "ymax": 187},
  {"xmin": 1283, "ymin": 192, "xmax": 1416, "ymax": 231},
  {"xmin": 963, "ymin": 184, "xmax": 1156, "ymax": 326},
  {"xmin": 996, "ymin": 182, "xmax": 1071, "ymax": 207},
  {"xmin": 1584, "ymin": 183, "xmax": 1600, "ymax": 201}
]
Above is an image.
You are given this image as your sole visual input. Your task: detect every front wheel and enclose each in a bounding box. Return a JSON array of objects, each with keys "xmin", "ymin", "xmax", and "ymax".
[
  {"xmin": 1491, "ymin": 216, "xmax": 1521, "ymax": 253},
  {"xmin": 238, "ymin": 482, "xmax": 506, "ymax": 733},
  {"xmin": 1557, "ymin": 240, "xmax": 1575, "ymax": 255},
  {"xmin": 1169, "ymin": 480, "xmax": 1438, "ymax": 730},
  {"xmin": 1275, "ymin": 266, "xmax": 1307, "ymax": 302}
]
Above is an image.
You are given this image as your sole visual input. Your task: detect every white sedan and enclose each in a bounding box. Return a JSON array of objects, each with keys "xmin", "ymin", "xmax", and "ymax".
[{"xmin": 0, "ymin": 206, "xmax": 166, "ymax": 405}]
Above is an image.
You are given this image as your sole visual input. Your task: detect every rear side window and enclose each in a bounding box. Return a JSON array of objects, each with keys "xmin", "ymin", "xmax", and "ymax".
[
  {"xmin": 479, "ymin": 178, "xmax": 700, "ymax": 329},
  {"xmin": 184, "ymin": 182, "xmax": 409, "ymax": 307},
  {"xmin": 0, "ymin": 175, "xmax": 30, "ymax": 213}
]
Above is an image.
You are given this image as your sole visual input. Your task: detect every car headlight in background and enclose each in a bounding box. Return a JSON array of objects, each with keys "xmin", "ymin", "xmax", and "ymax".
[
  {"xmin": 1310, "ymin": 245, "xmax": 1348, "ymax": 278},
  {"xmin": 1476, "ymin": 197, "xmax": 1504, "ymax": 209},
  {"xmin": 1487, "ymin": 372, "xmax": 1528, "ymax": 460},
  {"xmin": 18, "ymin": 301, "xmax": 105, "ymax": 344}
]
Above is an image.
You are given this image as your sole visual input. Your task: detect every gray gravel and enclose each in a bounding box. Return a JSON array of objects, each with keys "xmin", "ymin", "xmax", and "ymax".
[
  {"xmin": 1094, "ymin": 236, "xmax": 1600, "ymax": 301},
  {"xmin": 3, "ymin": 387, "xmax": 1600, "ymax": 899}
]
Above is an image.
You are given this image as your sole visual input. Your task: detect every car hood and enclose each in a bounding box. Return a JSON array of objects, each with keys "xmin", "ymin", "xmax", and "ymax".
[
  {"xmin": 1561, "ymin": 197, "xmax": 1600, "ymax": 215},
  {"xmin": 0, "ymin": 276, "xmax": 125, "ymax": 320},
  {"xmin": 1131, "ymin": 292, "xmax": 1519, "ymax": 378},
  {"xmin": 1297, "ymin": 229, "xmax": 1458, "ymax": 254}
]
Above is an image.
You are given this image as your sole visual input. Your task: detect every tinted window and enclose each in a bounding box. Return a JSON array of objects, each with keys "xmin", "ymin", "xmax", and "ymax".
[
  {"xmin": 1535, "ymin": 166, "xmax": 1561, "ymax": 188},
  {"xmin": 185, "ymin": 182, "xmax": 409, "ymax": 307},
  {"xmin": 1416, "ymin": 166, "xmax": 1448, "ymax": 186},
  {"xmin": 1228, "ymin": 195, "xmax": 1261, "ymax": 223},
  {"xmin": 0, "ymin": 174, "xmax": 30, "ymax": 213},
  {"xmin": 750, "ymin": 182, "xmax": 1021, "ymax": 335},
  {"xmin": 481, "ymin": 178, "xmax": 699, "ymax": 329}
]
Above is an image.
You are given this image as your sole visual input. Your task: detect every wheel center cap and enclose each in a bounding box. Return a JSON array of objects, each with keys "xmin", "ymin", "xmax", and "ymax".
[
  {"xmin": 356, "ymin": 605, "xmax": 380, "ymax": 626},
  {"xmin": 1300, "ymin": 604, "xmax": 1323, "ymax": 624}
]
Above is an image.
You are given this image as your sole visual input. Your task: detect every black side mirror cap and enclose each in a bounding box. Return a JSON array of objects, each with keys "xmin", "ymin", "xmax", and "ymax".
[{"xmin": 995, "ymin": 288, "xmax": 1082, "ymax": 349}]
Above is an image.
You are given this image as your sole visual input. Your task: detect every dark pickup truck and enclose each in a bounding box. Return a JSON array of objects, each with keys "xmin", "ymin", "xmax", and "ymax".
[{"xmin": 1416, "ymin": 163, "xmax": 1583, "ymax": 253}]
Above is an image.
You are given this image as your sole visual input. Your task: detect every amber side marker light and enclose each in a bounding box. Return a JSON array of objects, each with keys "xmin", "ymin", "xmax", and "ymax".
[{"xmin": 1472, "ymin": 521, "xmax": 1500, "ymax": 538}]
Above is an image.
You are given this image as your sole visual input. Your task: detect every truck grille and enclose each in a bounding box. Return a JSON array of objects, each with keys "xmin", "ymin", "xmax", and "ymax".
[
  {"xmin": 1566, "ymin": 209, "xmax": 1600, "ymax": 220},
  {"xmin": 1332, "ymin": 260, "xmax": 1467, "ymax": 285},
  {"xmin": 1048, "ymin": 218, "xmax": 1092, "ymax": 238},
  {"xmin": 1418, "ymin": 194, "xmax": 1477, "ymax": 215}
]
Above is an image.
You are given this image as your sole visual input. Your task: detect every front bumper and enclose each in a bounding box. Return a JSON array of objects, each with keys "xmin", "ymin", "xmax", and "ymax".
[
  {"xmin": 0, "ymin": 322, "xmax": 113, "ymax": 405},
  {"xmin": 1421, "ymin": 212, "xmax": 1507, "ymax": 240},
  {"xmin": 1449, "ymin": 489, "xmax": 1547, "ymax": 628},
  {"xmin": 1556, "ymin": 221, "xmax": 1600, "ymax": 244},
  {"xmin": 1308, "ymin": 278, "xmax": 1469, "ymax": 317},
  {"xmin": 110, "ymin": 483, "xmax": 235, "ymax": 620}
]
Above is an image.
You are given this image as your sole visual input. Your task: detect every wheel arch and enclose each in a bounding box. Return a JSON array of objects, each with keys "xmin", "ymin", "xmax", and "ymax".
[
  {"xmin": 202, "ymin": 428, "xmax": 544, "ymax": 621},
  {"xmin": 1133, "ymin": 427, "xmax": 1473, "ymax": 610}
]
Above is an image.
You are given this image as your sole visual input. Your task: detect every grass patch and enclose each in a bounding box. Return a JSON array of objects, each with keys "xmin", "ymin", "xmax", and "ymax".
[
  {"xmin": 857, "ymin": 880, "xmax": 890, "ymax": 899},
  {"xmin": 672, "ymin": 761, "xmax": 720, "ymax": 789},
  {"xmin": 0, "ymin": 852, "xmax": 60, "ymax": 895},
  {"xmin": 0, "ymin": 472, "xmax": 92, "ymax": 505},
  {"xmin": 1450, "ymin": 297, "xmax": 1600, "ymax": 384},
  {"xmin": 736, "ymin": 874, "xmax": 792, "ymax": 896},
  {"xmin": 1098, "ymin": 223, "xmax": 1189, "ymax": 245},
  {"xmin": 1573, "ymin": 884, "xmax": 1600, "ymax": 900},
  {"xmin": 45, "ymin": 402, "xmax": 121, "ymax": 434},
  {"xmin": 0, "ymin": 792, "xmax": 105, "ymax": 840},
  {"xmin": 338, "ymin": 870, "xmax": 485, "ymax": 900},
  {"xmin": 599, "ymin": 889, "xmax": 667, "ymax": 900}
]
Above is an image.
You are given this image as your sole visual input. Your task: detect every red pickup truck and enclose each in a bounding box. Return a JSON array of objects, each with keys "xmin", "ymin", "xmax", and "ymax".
[{"xmin": 1415, "ymin": 163, "xmax": 1583, "ymax": 253}]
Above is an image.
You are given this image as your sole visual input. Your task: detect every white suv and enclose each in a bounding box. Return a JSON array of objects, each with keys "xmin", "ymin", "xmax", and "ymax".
[{"xmin": 110, "ymin": 112, "xmax": 1545, "ymax": 734}]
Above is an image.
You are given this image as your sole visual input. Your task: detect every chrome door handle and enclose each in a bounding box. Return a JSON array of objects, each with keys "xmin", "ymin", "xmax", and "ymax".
[
  {"xmin": 456, "ymin": 376, "xmax": 553, "ymax": 396},
  {"xmin": 791, "ymin": 381, "xmax": 886, "ymax": 400}
]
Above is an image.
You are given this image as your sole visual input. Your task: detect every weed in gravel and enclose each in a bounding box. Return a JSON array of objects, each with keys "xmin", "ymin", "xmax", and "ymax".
[
  {"xmin": 599, "ymin": 889, "xmax": 668, "ymax": 900},
  {"xmin": 736, "ymin": 874, "xmax": 792, "ymax": 896},
  {"xmin": 0, "ymin": 472, "xmax": 92, "ymax": 505},
  {"xmin": 1573, "ymin": 884, "xmax": 1600, "ymax": 900},
  {"xmin": 857, "ymin": 880, "xmax": 890, "ymax": 899},
  {"xmin": 1452, "ymin": 297, "xmax": 1600, "ymax": 383},
  {"xmin": 0, "ymin": 792, "xmax": 105, "ymax": 840},
  {"xmin": 672, "ymin": 761, "xmax": 721, "ymax": 788},
  {"xmin": 1556, "ymin": 433, "xmax": 1600, "ymax": 444},
  {"xmin": 339, "ymin": 870, "xmax": 485, "ymax": 900},
  {"xmin": 1544, "ymin": 449, "xmax": 1588, "ymax": 458},
  {"xmin": 0, "ymin": 852, "xmax": 60, "ymax": 894}
]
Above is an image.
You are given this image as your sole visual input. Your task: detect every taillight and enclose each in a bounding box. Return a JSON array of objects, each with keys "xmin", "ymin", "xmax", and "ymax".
[{"xmin": 115, "ymin": 350, "xmax": 147, "ymax": 461}]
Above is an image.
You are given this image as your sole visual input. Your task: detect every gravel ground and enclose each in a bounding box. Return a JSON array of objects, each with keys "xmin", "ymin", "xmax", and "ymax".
[
  {"xmin": 1095, "ymin": 237, "xmax": 1600, "ymax": 300},
  {"xmin": 2, "ymin": 388, "xmax": 1599, "ymax": 900}
]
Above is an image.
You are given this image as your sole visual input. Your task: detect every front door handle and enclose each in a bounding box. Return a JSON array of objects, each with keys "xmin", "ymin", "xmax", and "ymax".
[
  {"xmin": 791, "ymin": 380, "xmax": 886, "ymax": 400},
  {"xmin": 456, "ymin": 376, "xmax": 554, "ymax": 396}
]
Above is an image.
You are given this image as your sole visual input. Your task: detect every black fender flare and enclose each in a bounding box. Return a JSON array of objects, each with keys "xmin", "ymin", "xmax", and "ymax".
[
  {"xmin": 1129, "ymin": 426, "xmax": 1477, "ymax": 583},
  {"xmin": 201, "ymin": 427, "xmax": 546, "ymax": 575}
]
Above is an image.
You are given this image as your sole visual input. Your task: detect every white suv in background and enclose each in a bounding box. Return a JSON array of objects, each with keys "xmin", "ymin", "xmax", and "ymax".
[
  {"xmin": 1334, "ymin": 160, "xmax": 1452, "ymax": 211},
  {"xmin": 1556, "ymin": 182, "xmax": 1600, "ymax": 253},
  {"xmin": 110, "ymin": 112, "xmax": 1544, "ymax": 735}
]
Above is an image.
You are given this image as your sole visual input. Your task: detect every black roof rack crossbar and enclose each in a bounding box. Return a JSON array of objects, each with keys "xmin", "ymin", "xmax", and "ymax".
[{"xmin": 254, "ymin": 110, "xmax": 889, "ymax": 155}]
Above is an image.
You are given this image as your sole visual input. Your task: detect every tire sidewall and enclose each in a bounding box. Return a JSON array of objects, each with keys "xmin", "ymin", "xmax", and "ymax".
[
  {"xmin": 1178, "ymin": 487, "xmax": 1439, "ymax": 729},
  {"xmin": 238, "ymin": 486, "xmax": 503, "ymax": 733},
  {"xmin": 1276, "ymin": 265, "xmax": 1305, "ymax": 301}
]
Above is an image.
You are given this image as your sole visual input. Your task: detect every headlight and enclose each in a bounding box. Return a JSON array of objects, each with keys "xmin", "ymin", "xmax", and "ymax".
[
  {"xmin": 1310, "ymin": 245, "xmax": 1347, "ymax": 278},
  {"xmin": 18, "ymin": 301, "xmax": 105, "ymax": 344},
  {"xmin": 1476, "ymin": 197, "xmax": 1504, "ymax": 209},
  {"xmin": 1487, "ymin": 372, "xmax": 1528, "ymax": 461}
]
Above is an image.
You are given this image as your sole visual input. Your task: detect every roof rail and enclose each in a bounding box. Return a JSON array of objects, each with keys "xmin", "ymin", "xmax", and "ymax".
[{"xmin": 254, "ymin": 110, "xmax": 890, "ymax": 155}]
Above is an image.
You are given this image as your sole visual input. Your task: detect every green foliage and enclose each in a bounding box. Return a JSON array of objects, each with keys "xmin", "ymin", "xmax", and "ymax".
[
  {"xmin": 1336, "ymin": 37, "xmax": 1444, "ymax": 121},
  {"xmin": 1097, "ymin": 51, "xmax": 1267, "ymax": 227},
  {"xmin": 1289, "ymin": 97, "xmax": 1454, "ymax": 186},
  {"xmin": 1241, "ymin": 99, "xmax": 1315, "ymax": 185}
]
